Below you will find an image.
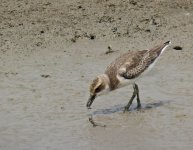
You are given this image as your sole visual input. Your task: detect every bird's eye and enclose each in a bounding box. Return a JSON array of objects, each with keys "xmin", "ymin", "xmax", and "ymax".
[{"xmin": 95, "ymin": 87, "xmax": 101, "ymax": 93}]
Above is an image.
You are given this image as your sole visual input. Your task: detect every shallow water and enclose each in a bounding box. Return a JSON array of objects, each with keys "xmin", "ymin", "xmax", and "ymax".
[{"xmin": 0, "ymin": 40, "xmax": 193, "ymax": 150}]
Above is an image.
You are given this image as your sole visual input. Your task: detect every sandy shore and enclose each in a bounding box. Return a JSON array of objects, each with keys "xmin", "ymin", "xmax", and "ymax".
[{"xmin": 1, "ymin": 0, "xmax": 193, "ymax": 150}]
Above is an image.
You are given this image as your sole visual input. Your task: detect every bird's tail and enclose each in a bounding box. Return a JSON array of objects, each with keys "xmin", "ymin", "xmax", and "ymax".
[
  {"xmin": 164, "ymin": 41, "xmax": 171, "ymax": 45},
  {"xmin": 149, "ymin": 40, "xmax": 171, "ymax": 56}
]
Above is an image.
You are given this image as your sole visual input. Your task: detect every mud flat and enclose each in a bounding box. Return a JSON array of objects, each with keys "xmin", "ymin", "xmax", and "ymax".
[{"xmin": 1, "ymin": 0, "xmax": 193, "ymax": 150}]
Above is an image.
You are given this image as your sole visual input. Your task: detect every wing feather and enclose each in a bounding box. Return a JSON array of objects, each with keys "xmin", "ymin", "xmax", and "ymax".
[{"xmin": 118, "ymin": 50, "xmax": 149, "ymax": 79}]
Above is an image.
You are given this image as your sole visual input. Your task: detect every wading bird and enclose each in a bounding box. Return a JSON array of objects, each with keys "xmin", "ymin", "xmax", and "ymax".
[{"xmin": 86, "ymin": 41, "xmax": 171, "ymax": 111}]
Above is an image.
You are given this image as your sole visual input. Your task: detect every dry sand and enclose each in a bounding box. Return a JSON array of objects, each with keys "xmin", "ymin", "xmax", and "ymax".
[{"xmin": 1, "ymin": 0, "xmax": 193, "ymax": 150}]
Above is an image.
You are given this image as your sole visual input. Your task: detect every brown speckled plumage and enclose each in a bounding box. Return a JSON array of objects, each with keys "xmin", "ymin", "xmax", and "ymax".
[{"xmin": 105, "ymin": 41, "xmax": 170, "ymax": 90}]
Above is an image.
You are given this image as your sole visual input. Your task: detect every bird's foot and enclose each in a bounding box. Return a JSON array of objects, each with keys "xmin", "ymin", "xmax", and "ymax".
[
  {"xmin": 123, "ymin": 105, "xmax": 131, "ymax": 113},
  {"xmin": 137, "ymin": 103, "xmax": 141, "ymax": 109}
]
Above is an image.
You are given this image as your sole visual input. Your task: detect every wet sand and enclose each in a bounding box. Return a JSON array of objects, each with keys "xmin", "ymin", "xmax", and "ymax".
[
  {"xmin": 1, "ymin": 39, "xmax": 193, "ymax": 150},
  {"xmin": 1, "ymin": 0, "xmax": 193, "ymax": 150}
]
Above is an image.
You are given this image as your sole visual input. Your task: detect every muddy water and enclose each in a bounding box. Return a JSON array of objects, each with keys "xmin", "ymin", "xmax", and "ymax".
[{"xmin": 0, "ymin": 40, "xmax": 193, "ymax": 150}]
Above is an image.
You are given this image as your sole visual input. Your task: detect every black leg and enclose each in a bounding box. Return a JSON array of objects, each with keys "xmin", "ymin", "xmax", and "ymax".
[
  {"xmin": 135, "ymin": 83, "xmax": 141, "ymax": 109},
  {"xmin": 124, "ymin": 83, "xmax": 137, "ymax": 112}
]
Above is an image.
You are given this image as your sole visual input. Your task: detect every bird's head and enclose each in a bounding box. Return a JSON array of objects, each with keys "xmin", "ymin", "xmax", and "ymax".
[{"xmin": 86, "ymin": 74, "xmax": 110, "ymax": 109}]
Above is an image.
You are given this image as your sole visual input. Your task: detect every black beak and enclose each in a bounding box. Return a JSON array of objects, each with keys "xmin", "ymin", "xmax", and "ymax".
[{"xmin": 86, "ymin": 95, "xmax": 96, "ymax": 109}]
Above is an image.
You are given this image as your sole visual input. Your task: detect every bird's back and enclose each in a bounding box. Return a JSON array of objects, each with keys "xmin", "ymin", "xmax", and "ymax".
[
  {"xmin": 105, "ymin": 50, "xmax": 147, "ymax": 90},
  {"xmin": 104, "ymin": 41, "xmax": 171, "ymax": 90}
]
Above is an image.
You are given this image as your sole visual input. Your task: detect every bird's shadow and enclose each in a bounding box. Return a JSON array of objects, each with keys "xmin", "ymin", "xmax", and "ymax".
[{"xmin": 90, "ymin": 100, "xmax": 172, "ymax": 116}]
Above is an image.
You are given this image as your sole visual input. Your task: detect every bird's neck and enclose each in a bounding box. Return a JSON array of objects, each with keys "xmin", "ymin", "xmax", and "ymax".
[{"xmin": 98, "ymin": 74, "xmax": 110, "ymax": 89}]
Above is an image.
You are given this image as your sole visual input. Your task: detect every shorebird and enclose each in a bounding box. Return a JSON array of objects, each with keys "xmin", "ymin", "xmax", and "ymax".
[{"xmin": 86, "ymin": 41, "xmax": 171, "ymax": 111}]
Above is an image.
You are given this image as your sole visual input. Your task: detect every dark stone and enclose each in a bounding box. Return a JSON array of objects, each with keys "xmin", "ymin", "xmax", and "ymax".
[
  {"xmin": 41, "ymin": 75, "xmax": 51, "ymax": 78},
  {"xmin": 173, "ymin": 46, "xmax": 182, "ymax": 50},
  {"xmin": 145, "ymin": 29, "xmax": 151, "ymax": 32},
  {"xmin": 40, "ymin": 30, "xmax": 45, "ymax": 34},
  {"xmin": 90, "ymin": 34, "xmax": 95, "ymax": 40}
]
